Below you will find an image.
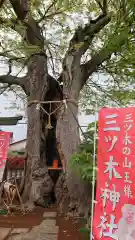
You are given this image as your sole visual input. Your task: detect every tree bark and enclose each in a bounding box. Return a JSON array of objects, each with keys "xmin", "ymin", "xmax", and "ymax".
[
  {"xmin": 6, "ymin": 0, "xmax": 54, "ymax": 206},
  {"xmin": 55, "ymin": 72, "xmax": 92, "ymax": 217},
  {"xmin": 22, "ymin": 54, "xmax": 53, "ymax": 206}
]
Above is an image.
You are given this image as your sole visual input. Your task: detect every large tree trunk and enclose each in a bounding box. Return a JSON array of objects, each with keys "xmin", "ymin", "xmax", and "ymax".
[
  {"xmin": 6, "ymin": 0, "xmax": 54, "ymax": 206},
  {"xmin": 22, "ymin": 55, "xmax": 53, "ymax": 206},
  {"xmin": 56, "ymin": 102, "xmax": 80, "ymax": 212},
  {"xmin": 55, "ymin": 75, "xmax": 92, "ymax": 217}
]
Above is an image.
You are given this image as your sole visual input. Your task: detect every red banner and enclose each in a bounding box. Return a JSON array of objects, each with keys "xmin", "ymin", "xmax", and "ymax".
[
  {"xmin": 93, "ymin": 107, "xmax": 135, "ymax": 240},
  {"xmin": 0, "ymin": 131, "xmax": 11, "ymax": 181}
]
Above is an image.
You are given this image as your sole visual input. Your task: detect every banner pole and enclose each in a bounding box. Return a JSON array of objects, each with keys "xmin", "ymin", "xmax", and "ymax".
[{"xmin": 90, "ymin": 101, "xmax": 97, "ymax": 240}]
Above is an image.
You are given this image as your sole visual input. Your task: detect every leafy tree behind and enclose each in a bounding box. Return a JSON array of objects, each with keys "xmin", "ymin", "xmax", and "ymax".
[{"xmin": 71, "ymin": 122, "xmax": 98, "ymax": 182}]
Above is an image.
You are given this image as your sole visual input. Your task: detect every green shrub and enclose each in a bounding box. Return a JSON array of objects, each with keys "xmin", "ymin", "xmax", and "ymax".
[{"xmin": 70, "ymin": 122, "xmax": 98, "ymax": 182}]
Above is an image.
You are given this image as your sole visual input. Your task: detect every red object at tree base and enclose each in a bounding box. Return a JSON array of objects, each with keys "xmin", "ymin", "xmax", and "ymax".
[{"xmin": 52, "ymin": 159, "xmax": 58, "ymax": 168}]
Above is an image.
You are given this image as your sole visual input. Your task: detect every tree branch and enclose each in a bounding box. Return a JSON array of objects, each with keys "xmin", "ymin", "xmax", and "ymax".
[
  {"xmin": 81, "ymin": 28, "xmax": 129, "ymax": 87},
  {"xmin": 62, "ymin": 13, "xmax": 111, "ymax": 71},
  {"xmin": 63, "ymin": 0, "xmax": 110, "ymax": 63},
  {"xmin": 0, "ymin": 85, "xmax": 9, "ymax": 95},
  {"xmin": 0, "ymin": 0, "xmax": 5, "ymax": 8},
  {"xmin": 0, "ymin": 74, "xmax": 23, "ymax": 85},
  {"xmin": 0, "ymin": 74, "xmax": 27, "ymax": 93},
  {"xmin": 0, "ymin": 16, "xmax": 42, "ymax": 47},
  {"xmin": 38, "ymin": 0, "xmax": 57, "ymax": 23},
  {"xmin": 79, "ymin": 14, "xmax": 111, "ymax": 55},
  {"xmin": 7, "ymin": 60, "xmax": 12, "ymax": 75},
  {"xmin": 9, "ymin": 0, "xmax": 44, "ymax": 47},
  {"xmin": 9, "ymin": 0, "xmax": 28, "ymax": 21},
  {"xmin": 95, "ymin": 0, "xmax": 107, "ymax": 14},
  {"xmin": 103, "ymin": 0, "xmax": 107, "ymax": 14}
]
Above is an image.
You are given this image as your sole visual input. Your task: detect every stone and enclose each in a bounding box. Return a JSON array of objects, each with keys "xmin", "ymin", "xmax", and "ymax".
[
  {"xmin": 40, "ymin": 219, "xmax": 58, "ymax": 229},
  {"xmin": 40, "ymin": 219, "xmax": 56, "ymax": 226},
  {"xmin": 43, "ymin": 212, "xmax": 57, "ymax": 218},
  {"xmin": 11, "ymin": 229, "xmax": 29, "ymax": 234},
  {"xmin": 8, "ymin": 234, "xmax": 58, "ymax": 240},
  {"xmin": 35, "ymin": 234, "xmax": 57, "ymax": 240},
  {"xmin": 7, "ymin": 218, "xmax": 59, "ymax": 240},
  {"xmin": 0, "ymin": 228, "xmax": 11, "ymax": 240},
  {"xmin": 32, "ymin": 222, "xmax": 58, "ymax": 234}
]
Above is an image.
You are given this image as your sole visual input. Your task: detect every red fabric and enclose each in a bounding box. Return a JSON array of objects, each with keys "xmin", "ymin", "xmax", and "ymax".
[
  {"xmin": 7, "ymin": 156, "xmax": 25, "ymax": 169},
  {"xmin": 0, "ymin": 131, "xmax": 11, "ymax": 167},
  {"xmin": 93, "ymin": 107, "xmax": 135, "ymax": 240}
]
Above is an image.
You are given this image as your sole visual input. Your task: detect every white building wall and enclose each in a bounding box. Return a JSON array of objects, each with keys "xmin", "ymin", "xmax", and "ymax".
[{"xmin": 9, "ymin": 140, "xmax": 26, "ymax": 152}]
